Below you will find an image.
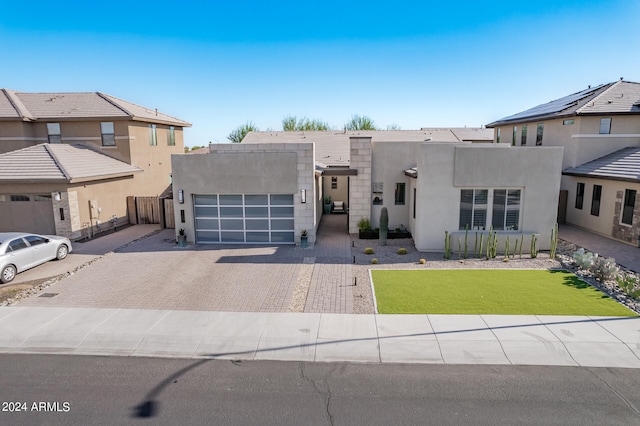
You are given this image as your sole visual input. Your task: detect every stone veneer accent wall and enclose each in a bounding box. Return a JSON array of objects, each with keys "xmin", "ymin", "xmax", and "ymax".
[
  {"xmin": 348, "ymin": 137, "xmax": 372, "ymax": 233},
  {"xmin": 52, "ymin": 190, "xmax": 82, "ymax": 240},
  {"xmin": 612, "ymin": 190, "xmax": 640, "ymax": 246}
]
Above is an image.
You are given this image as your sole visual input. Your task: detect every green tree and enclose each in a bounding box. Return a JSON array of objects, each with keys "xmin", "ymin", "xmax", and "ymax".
[
  {"xmin": 345, "ymin": 115, "xmax": 377, "ymax": 131},
  {"xmin": 386, "ymin": 123, "xmax": 401, "ymax": 130},
  {"xmin": 282, "ymin": 115, "xmax": 330, "ymax": 131},
  {"xmin": 227, "ymin": 121, "xmax": 258, "ymax": 143}
]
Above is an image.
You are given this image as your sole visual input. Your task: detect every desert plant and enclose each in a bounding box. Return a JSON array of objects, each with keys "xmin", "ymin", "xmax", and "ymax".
[
  {"xmin": 178, "ymin": 228, "xmax": 185, "ymax": 236},
  {"xmin": 458, "ymin": 237, "xmax": 462, "ymax": 260},
  {"xmin": 419, "ymin": 258, "xmax": 426, "ymax": 264},
  {"xmin": 444, "ymin": 231, "xmax": 451, "ymax": 259},
  {"xmin": 550, "ymin": 223, "xmax": 558, "ymax": 260},
  {"xmin": 513, "ymin": 238, "xmax": 518, "ymax": 259},
  {"xmin": 474, "ymin": 232, "xmax": 479, "ymax": 258},
  {"xmin": 573, "ymin": 248, "xmax": 596, "ymax": 270},
  {"xmin": 519, "ymin": 233, "xmax": 524, "ymax": 258},
  {"xmin": 324, "ymin": 195, "xmax": 332, "ymax": 205},
  {"xmin": 617, "ymin": 273, "xmax": 640, "ymax": 299},
  {"xmin": 505, "ymin": 236, "xmax": 510, "ymax": 259},
  {"xmin": 301, "ymin": 229, "xmax": 308, "ymax": 237},
  {"xmin": 357, "ymin": 217, "xmax": 372, "ymax": 231},
  {"xmin": 479, "ymin": 233, "xmax": 484, "ymax": 258},
  {"xmin": 592, "ymin": 256, "xmax": 619, "ymax": 281},
  {"xmin": 364, "ymin": 247, "xmax": 375, "ymax": 255},
  {"xmin": 530, "ymin": 234, "xmax": 538, "ymax": 259},
  {"xmin": 397, "ymin": 248, "xmax": 407, "ymax": 255},
  {"xmin": 371, "ymin": 258, "xmax": 378, "ymax": 264},
  {"xmin": 379, "ymin": 207, "xmax": 388, "ymax": 246},
  {"xmin": 464, "ymin": 225, "xmax": 469, "ymax": 259}
]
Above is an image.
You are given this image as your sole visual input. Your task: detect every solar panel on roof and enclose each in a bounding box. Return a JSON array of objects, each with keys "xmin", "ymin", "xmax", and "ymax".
[{"xmin": 500, "ymin": 84, "xmax": 607, "ymax": 121}]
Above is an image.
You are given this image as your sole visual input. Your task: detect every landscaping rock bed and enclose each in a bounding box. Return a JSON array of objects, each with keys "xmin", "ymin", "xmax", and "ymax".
[{"xmin": 351, "ymin": 237, "xmax": 640, "ymax": 315}]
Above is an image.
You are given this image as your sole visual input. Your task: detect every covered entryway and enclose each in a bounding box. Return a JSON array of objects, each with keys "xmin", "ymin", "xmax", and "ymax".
[{"xmin": 194, "ymin": 194, "xmax": 295, "ymax": 244}]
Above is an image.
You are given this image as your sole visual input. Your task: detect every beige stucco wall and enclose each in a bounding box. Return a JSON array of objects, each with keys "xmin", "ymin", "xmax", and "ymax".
[
  {"xmin": 413, "ymin": 144, "xmax": 564, "ymax": 252},
  {"xmin": 128, "ymin": 122, "xmax": 184, "ymax": 196},
  {"xmin": 171, "ymin": 143, "xmax": 316, "ymax": 244},
  {"xmin": 563, "ymin": 175, "xmax": 640, "ymax": 244},
  {"xmin": 493, "ymin": 116, "xmax": 640, "ymax": 170},
  {"xmin": 322, "ymin": 176, "xmax": 348, "ymax": 209},
  {"xmin": 0, "ymin": 176, "xmax": 135, "ymax": 239}
]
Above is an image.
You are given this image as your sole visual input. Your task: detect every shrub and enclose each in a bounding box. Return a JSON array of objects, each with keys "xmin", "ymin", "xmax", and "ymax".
[
  {"xmin": 573, "ymin": 248, "xmax": 596, "ymax": 270},
  {"xmin": 371, "ymin": 258, "xmax": 378, "ymax": 264},
  {"xmin": 397, "ymin": 248, "xmax": 407, "ymax": 255},
  {"xmin": 419, "ymin": 258, "xmax": 426, "ymax": 264},
  {"xmin": 358, "ymin": 218, "xmax": 372, "ymax": 232},
  {"xmin": 592, "ymin": 256, "xmax": 619, "ymax": 281},
  {"xmin": 364, "ymin": 247, "xmax": 375, "ymax": 255},
  {"xmin": 617, "ymin": 273, "xmax": 640, "ymax": 299}
]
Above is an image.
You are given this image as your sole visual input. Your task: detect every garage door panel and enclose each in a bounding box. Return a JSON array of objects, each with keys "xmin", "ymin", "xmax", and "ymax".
[{"xmin": 194, "ymin": 193, "xmax": 294, "ymax": 244}]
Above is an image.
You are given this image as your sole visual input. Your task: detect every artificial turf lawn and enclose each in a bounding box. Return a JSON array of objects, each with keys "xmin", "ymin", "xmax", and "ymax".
[{"xmin": 371, "ymin": 269, "xmax": 636, "ymax": 316}]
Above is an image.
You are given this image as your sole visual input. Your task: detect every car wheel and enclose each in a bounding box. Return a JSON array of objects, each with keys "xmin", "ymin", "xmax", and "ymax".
[
  {"xmin": 1, "ymin": 265, "xmax": 16, "ymax": 283},
  {"xmin": 56, "ymin": 244, "xmax": 68, "ymax": 260}
]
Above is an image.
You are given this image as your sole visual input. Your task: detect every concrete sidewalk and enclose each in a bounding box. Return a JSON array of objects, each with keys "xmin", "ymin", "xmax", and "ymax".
[{"xmin": 0, "ymin": 307, "xmax": 638, "ymax": 368}]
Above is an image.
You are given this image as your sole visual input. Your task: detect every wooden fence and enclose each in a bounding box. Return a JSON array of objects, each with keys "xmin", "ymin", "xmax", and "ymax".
[{"xmin": 127, "ymin": 196, "xmax": 175, "ymax": 228}]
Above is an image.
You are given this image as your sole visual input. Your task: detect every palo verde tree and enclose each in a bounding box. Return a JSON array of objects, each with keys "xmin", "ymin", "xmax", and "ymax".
[
  {"xmin": 227, "ymin": 121, "xmax": 258, "ymax": 143},
  {"xmin": 345, "ymin": 114, "xmax": 377, "ymax": 131},
  {"xmin": 282, "ymin": 115, "xmax": 330, "ymax": 131}
]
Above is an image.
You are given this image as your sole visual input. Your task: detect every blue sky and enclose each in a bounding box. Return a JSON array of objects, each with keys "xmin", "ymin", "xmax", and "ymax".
[{"xmin": 1, "ymin": 0, "xmax": 639, "ymax": 147}]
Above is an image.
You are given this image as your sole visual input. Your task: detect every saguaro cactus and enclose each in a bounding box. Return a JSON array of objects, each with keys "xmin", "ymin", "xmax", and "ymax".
[{"xmin": 379, "ymin": 207, "xmax": 388, "ymax": 246}]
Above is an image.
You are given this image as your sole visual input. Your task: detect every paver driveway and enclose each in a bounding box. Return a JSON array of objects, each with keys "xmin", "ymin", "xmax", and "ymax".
[{"xmin": 19, "ymin": 216, "xmax": 353, "ymax": 313}]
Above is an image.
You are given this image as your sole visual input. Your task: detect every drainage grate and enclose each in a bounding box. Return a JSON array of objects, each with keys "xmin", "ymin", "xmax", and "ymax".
[{"xmin": 38, "ymin": 293, "xmax": 59, "ymax": 298}]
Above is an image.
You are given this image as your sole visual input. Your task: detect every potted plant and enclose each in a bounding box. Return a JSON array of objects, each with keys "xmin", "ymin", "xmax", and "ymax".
[
  {"xmin": 177, "ymin": 228, "xmax": 187, "ymax": 247},
  {"xmin": 300, "ymin": 229, "xmax": 309, "ymax": 248},
  {"xmin": 323, "ymin": 195, "xmax": 332, "ymax": 214}
]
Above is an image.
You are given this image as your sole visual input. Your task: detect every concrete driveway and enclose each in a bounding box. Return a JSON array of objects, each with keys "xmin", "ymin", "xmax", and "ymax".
[{"xmin": 18, "ymin": 229, "xmax": 308, "ymax": 312}]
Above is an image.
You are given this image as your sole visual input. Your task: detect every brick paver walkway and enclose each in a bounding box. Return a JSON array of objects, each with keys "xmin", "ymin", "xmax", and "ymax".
[
  {"xmin": 559, "ymin": 224, "xmax": 640, "ymax": 273},
  {"xmin": 304, "ymin": 214, "xmax": 353, "ymax": 313}
]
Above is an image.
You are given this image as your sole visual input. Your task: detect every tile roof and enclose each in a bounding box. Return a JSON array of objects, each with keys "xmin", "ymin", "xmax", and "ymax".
[
  {"xmin": 487, "ymin": 81, "xmax": 640, "ymax": 127},
  {"xmin": 563, "ymin": 146, "xmax": 640, "ymax": 183},
  {"xmin": 0, "ymin": 89, "xmax": 190, "ymax": 127},
  {"xmin": 241, "ymin": 129, "xmax": 492, "ymax": 166},
  {"xmin": 0, "ymin": 144, "xmax": 142, "ymax": 183}
]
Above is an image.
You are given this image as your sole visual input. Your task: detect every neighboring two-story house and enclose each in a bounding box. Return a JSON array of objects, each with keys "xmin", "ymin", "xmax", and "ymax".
[
  {"xmin": 0, "ymin": 89, "xmax": 190, "ymax": 238},
  {"xmin": 487, "ymin": 80, "xmax": 640, "ymax": 246}
]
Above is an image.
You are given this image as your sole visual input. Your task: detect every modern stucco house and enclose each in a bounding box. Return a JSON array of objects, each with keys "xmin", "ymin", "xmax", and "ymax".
[
  {"xmin": 487, "ymin": 80, "xmax": 640, "ymax": 246},
  {"xmin": 0, "ymin": 89, "xmax": 190, "ymax": 238},
  {"xmin": 171, "ymin": 129, "xmax": 563, "ymax": 252}
]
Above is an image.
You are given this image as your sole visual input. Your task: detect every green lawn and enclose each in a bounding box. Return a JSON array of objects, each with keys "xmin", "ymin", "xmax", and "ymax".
[{"xmin": 371, "ymin": 269, "xmax": 636, "ymax": 316}]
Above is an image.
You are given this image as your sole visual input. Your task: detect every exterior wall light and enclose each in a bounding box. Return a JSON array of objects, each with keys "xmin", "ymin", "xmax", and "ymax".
[
  {"xmin": 178, "ymin": 189, "xmax": 184, "ymax": 204},
  {"xmin": 301, "ymin": 189, "xmax": 307, "ymax": 203},
  {"xmin": 53, "ymin": 192, "xmax": 62, "ymax": 202}
]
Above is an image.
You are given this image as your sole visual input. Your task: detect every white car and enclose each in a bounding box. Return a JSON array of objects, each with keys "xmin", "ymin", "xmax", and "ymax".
[{"xmin": 0, "ymin": 232, "xmax": 72, "ymax": 283}]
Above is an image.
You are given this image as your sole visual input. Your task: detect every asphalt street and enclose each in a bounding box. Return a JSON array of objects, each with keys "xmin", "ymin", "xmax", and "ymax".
[{"xmin": 1, "ymin": 355, "xmax": 639, "ymax": 425}]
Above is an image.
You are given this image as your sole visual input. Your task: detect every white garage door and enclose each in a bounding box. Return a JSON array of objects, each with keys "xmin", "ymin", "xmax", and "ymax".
[{"xmin": 194, "ymin": 194, "xmax": 294, "ymax": 244}]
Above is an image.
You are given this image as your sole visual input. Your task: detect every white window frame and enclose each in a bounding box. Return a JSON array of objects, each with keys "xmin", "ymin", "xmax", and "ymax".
[{"xmin": 459, "ymin": 188, "xmax": 522, "ymax": 231}]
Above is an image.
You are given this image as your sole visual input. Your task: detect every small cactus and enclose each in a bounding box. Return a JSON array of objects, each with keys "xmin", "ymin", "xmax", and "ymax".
[
  {"xmin": 371, "ymin": 258, "xmax": 378, "ymax": 264},
  {"xmin": 364, "ymin": 247, "xmax": 375, "ymax": 255},
  {"xmin": 397, "ymin": 248, "xmax": 407, "ymax": 255},
  {"xmin": 419, "ymin": 258, "xmax": 426, "ymax": 264}
]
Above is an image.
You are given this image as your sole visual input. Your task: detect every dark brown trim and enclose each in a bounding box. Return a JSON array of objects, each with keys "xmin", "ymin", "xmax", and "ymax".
[{"xmin": 322, "ymin": 168, "xmax": 357, "ymax": 176}]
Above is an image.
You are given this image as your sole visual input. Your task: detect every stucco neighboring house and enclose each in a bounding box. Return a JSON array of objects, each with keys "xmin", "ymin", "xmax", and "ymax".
[
  {"xmin": 171, "ymin": 129, "xmax": 562, "ymax": 252},
  {"xmin": 486, "ymin": 80, "xmax": 640, "ymax": 246},
  {"xmin": 0, "ymin": 89, "xmax": 191, "ymax": 238}
]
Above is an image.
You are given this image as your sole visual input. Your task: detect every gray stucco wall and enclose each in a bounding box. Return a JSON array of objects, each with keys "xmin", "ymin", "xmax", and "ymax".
[
  {"xmin": 414, "ymin": 143, "xmax": 564, "ymax": 252},
  {"xmin": 171, "ymin": 143, "xmax": 316, "ymax": 244}
]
